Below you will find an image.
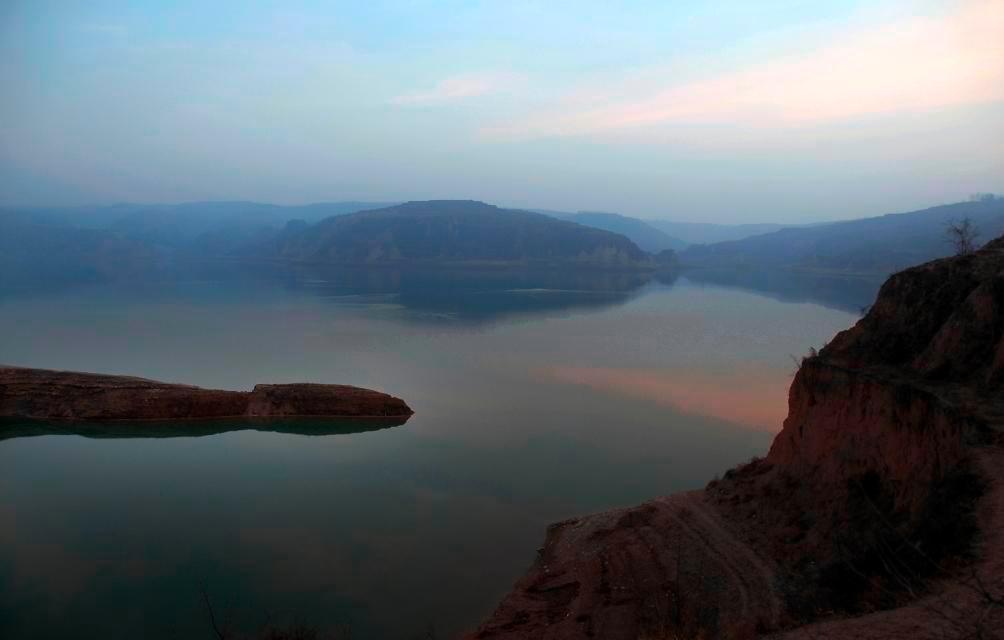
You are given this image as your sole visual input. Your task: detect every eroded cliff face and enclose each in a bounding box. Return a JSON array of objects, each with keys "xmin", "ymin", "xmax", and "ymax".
[
  {"xmin": 767, "ymin": 360, "xmax": 974, "ymax": 519},
  {"xmin": 470, "ymin": 239, "xmax": 1004, "ymax": 639},
  {"xmin": 749, "ymin": 238, "xmax": 1003, "ymax": 572}
]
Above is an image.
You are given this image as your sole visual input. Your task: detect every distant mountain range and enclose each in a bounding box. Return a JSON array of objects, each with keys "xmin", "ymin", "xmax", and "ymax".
[
  {"xmin": 0, "ymin": 210, "xmax": 156, "ymax": 287},
  {"xmin": 536, "ymin": 210, "xmax": 794, "ymax": 249},
  {"xmin": 4, "ymin": 197, "xmax": 1002, "ymax": 287},
  {"xmin": 680, "ymin": 198, "xmax": 1004, "ymax": 275},
  {"xmin": 12, "ymin": 201, "xmax": 398, "ymax": 253},
  {"xmin": 0, "ymin": 201, "xmax": 395, "ymax": 289},
  {"xmin": 0, "ymin": 198, "xmax": 797, "ymax": 267},
  {"xmin": 646, "ymin": 220, "xmax": 792, "ymax": 245},
  {"xmin": 0, "ymin": 200, "xmax": 665, "ymax": 288},
  {"xmin": 258, "ymin": 200, "xmax": 656, "ymax": 267},
  {"xmin": 538, "ymin": 211, "xmax": 687, "ymax": 253}
]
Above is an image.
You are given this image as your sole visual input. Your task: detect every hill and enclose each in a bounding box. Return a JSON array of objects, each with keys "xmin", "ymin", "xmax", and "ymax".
[
  {"xmin": 0, "ymin": 201, "xmax": 395, "ymax": 287},
  {"xmin": 0, "ymin": 211, "xmax": 156, "ymax": 290},
  {"xmin": 259, "ymin": 200, "xmax": 654, "ymax": 267},
  {"xmin": 538, "ymin": 210, "xmax": 792, "ymax": 248},
  {"xmin": 543, "ymin": 211, "xmax": 686, "ymax": 252},
  {"xmin": 6, "ymin": 200, "xmax": 397, "ymax": 254},
  {"xmin": 680, "ymin": 198, "xmax": 1004, "ymax": 275},
  {"xmin": 649, "ymin": 219, "xmax": 791, "ymax": 245}
]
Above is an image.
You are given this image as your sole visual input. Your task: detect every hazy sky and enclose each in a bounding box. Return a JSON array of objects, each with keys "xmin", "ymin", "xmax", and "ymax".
[{"xmin": 1, "ymin": 0, "xmax": 1002, "ymax": 223}]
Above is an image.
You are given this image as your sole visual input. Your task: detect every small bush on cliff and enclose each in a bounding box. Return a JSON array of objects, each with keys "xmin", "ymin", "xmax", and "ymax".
[{"xmin": 790, "ymin": 347, "xmax": 819, "ymax": 377}]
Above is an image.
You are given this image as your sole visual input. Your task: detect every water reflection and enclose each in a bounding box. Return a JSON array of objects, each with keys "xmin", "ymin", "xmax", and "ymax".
[
  {"xmin": 260, "ymin": 263, "xmax": 879, "ymax": 327},
  {"xmin": 0, "ymin": 258, "xmax": 880, "ymax": 326},
  {"xmin": 0, "ymin": 265, "xmax": 868, "ymax": 639},
  {"xmin": 543, "ymin": 365, "xmax": 790, "ymax": 433},
  {"xmin": 272, "ymin": 264, "xmax": 662, "ymax": 327},
  {"xmin": 682, "ymin": 268, "xmax": 881, "ymax": 314},
  {"xmin": 0, "ymin": 416, "xmax": 411, "ymax": 442},
  {"xmin": 0, "ymin": 261, "xmax": 660, "ymax": 328}
]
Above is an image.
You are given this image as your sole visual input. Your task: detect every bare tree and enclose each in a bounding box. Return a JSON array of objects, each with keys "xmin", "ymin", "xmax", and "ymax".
[
  {"xmin": 969, "ymin": 193, "xmax": 999, "ymax": 203},
  {"xmin": 945, "ymin": 218, "xmax": 981, "ymax": 256}
]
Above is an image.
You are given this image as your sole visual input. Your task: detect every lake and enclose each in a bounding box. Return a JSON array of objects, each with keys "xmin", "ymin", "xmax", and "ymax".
[{"xmin": 0, "ymin": 265, "xmax": 878, "ymax": 639}]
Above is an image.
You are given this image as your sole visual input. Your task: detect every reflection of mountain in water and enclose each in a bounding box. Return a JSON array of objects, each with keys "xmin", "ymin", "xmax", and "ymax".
[
  {"xmin": 682, "ymin": 268, "xmax": 882, "ymax": 315},
  {"xmin": 1, "ymin": 255, "xmax": 880, "ymax": 327},
  {"xmin": 279, "ymin": 265, "xmax": 662, "ymax": 327},
  {"xmin": 0, "ymin": 258, "xmax": 664, "ymax": 327},
  {"xmin": 0, "ymin": 416, "xmax": 410, "ymax": 441}
]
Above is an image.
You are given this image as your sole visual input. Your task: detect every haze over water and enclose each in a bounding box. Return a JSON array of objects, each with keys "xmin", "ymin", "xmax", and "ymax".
[{"xmin": 0, "ymin": 267, "xmax": 873, "ymax": 638}]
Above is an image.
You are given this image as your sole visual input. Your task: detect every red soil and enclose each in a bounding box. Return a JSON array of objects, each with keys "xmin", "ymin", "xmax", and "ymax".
[{"xmin": 468, "ymin": 238, "xmax": 1004, "ymax": 639}]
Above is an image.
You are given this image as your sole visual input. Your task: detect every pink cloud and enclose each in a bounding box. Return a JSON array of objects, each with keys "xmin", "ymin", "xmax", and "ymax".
[
  {"xmin": 391, "ymin": 71, "xmax": 522, "ymax": 106},
  {"xmin": 487, "ymin": 0, "xmax": 1004, "ymax": 139}
]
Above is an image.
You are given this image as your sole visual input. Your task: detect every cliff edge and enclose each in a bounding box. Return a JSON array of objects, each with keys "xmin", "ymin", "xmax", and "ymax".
[{"xmin": 469, "ymin": 238, "xmax": 1004, "ymax": 639}]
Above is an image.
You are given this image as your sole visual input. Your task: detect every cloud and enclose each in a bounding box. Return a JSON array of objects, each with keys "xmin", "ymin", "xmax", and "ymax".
[
  {"xmin": 487, "ymin": 0, "xmax": 1004, "ymax": 139},
  {"xmin": 391, "ymin": 71, "xmax": 523, "ymax": 106}
]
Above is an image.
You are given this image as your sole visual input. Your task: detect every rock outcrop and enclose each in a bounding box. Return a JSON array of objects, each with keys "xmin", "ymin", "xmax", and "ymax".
[
  {"xmin": 0, "ymin": 366, "xmax": 413, "ymax": 421},
  {"xmin": 469, "ymin": 238, "xmax": 1004, "ymax": 639}
]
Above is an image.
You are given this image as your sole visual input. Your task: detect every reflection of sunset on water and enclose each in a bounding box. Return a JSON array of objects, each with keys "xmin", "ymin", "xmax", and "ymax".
[
  {"xmin": 1, "ymin": 271, "xmax": 860, "ymax": 638},
  {"xmin": 544, "ymin": 366, "xmax": 790, "ymax": 433}
]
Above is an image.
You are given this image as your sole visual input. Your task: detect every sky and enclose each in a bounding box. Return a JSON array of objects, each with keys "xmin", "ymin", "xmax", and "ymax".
[{"xmin": 1, "ymin": 0, "xmax": 1002, "ymax": 223}]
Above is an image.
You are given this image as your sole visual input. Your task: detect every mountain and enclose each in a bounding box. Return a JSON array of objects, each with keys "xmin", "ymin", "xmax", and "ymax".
[
  {"xmin": 536, "ymin": 210, "xmax": 792, "ymax": 248},
  {"xmin": 545, "ymin": 211, "xmax": 686, "ymax": 252},
  {"xmin": 7, "ymin": 201, "xmax": 398, "ymax": 253},
  {"xmin": 680, "ymin": 198, "xmax": 1004, "ymax": 275},
  {"xmin": 0, "ymin": 211, "xmax": 156, "ymax": 290},
  {"xmin": 471, "ymin": 233, "xmax": 1004, "ymax": 640},
  {"xmin": 0, "ymin": 201, "xmax": 398, "ymax": 291},
  {"xmin": 259, "ymin": 200, "xmax": 654, "ymax": 267},
  {"xmin": 648, "ymin": 220, "xmax": 791, "ymax": 245}
]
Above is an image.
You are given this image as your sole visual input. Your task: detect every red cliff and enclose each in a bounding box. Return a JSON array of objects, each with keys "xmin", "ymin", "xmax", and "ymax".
[{"xmin": 469, "ymin": 238, "xmax": 1004, "ymax": 639}]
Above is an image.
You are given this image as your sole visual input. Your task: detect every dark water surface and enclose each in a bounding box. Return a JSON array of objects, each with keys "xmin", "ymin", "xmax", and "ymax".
[{"xmin": 0, "ymin": 266, "xmax": 877, "ymax": 639}]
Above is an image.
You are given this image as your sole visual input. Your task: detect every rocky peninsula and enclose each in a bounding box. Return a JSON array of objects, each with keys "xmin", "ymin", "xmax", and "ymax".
[
  {"xmin": 469, "ymin": 237, "xmax": 1004, "ymax": 638},
  {"xmin": 0, "ymin": 366, "xmax": 413, "ymax": 421}
]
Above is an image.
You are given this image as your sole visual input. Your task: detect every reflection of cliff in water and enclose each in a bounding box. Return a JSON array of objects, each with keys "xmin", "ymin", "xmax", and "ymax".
[
  {"xmin": 682, "ymin": 268, "xmax": 882, "ymax": 314},
  {"xmin": 0, "ymin": 416, "xmax": 410, "ymax": 441},
  {"xmin": 279, "ymin": 265, "xmax": 664, "ymax": 327}
]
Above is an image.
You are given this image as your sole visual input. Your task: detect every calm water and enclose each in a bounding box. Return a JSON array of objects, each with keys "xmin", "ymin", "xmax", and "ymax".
[{"xmin": 0, "ymin": 266, "xmax": 877, "ymax": 639}]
